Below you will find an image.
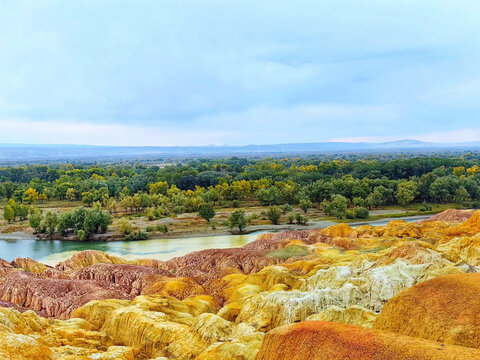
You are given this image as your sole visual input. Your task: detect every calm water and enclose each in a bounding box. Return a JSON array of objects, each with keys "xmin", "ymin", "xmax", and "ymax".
[
  {"xmin": 0, "ymin": 232, "xmax": 263, "ymax": 265},
  {"xmin": 0, "ymin": 215, "xmax": 429, "ymax": 265}
]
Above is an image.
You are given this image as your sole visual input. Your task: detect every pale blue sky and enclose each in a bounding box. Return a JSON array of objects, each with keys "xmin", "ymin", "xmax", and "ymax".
[{"xmin": 0, "ymin": 0, "xmax": 479, "ymax": 146}]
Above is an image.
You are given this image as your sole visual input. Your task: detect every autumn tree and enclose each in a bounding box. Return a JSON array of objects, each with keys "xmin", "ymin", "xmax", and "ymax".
[
  {"xmin": 66, "ymin": 188, "xmax": 76, "ymax": 201},
  {"xmin": 3, "ymin": 205, "xmax": 14, "ymax": 223},
  {"xmin": 81, "ymin": 191, "xmax": 95, "ymax": 206},
  {"xmin": 149, "ymin": 181, "xmax": 169, "ymax": 195},
  {"xmin": 23, "ymin": 187, "xmax": 40, "ymax": 204},
  {"xmin": 118, "ymin": 218, "xmax": 134, "ymax": 235}
]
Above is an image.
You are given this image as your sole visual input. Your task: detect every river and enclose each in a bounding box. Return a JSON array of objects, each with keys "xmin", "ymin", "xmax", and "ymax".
[{"xmin": 0, "ymin": 215, "xmax": 430, "ymax": 265}]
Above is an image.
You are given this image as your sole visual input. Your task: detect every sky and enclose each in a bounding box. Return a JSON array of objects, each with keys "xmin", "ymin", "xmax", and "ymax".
[{"xmin": 0, "ymin": 0, "xmax": 479, "ymax": 146}]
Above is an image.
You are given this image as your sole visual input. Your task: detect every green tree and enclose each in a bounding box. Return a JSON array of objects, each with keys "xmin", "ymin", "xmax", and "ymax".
[
  {"xmin": 321, "ymin": 199, "xmax": 334, "ymax": 216},
  {"xmin": 202, "ymin": 189, "xmax": 220, "ymax": 205},
  {"xmin": 198, "ymin": 203, "xmax": 215, "ymax": 223},
  {"xmin": 228, "ymin": 209, "xmax": 247, "ymax": 233},
  {"xmin": 331, "ymin": 194, "xmax": 348, "ymax": 219},
  {"xmin": 28, "ymin": 209, "xmax": 43, "ymax": 233},
  {"xmin": 144, "ymin": 207, "xmax": 158, "ymax": 221},
  {"xmin": 266, "ymin": 206, "xmax": 282, "ymax": 225},
  {"xmin": 429, "ymin": 176, "xmax": 460, "ymax": 203},
  {"xmin": 353, "ymin": 206, "xmax": 369, "ymax": 219},
  {"xmin": 309, "ymin": 180, "xmax": 334, "ymax": 203},
  {"xmin": 352, "ymin": 197, "xmax": 365, "ymax": 207},
  {"xmin": 281, "ymin": 204, "xmax": 292, "ymax": 215},
  {"xmin": 295, "ymin": 212, "xmax": 309, "ymax": 225},
  {"xmin": 3, "ymin": 205, "xmax": 14, "ymax": 223},
  {"xmin": 95, "ymin": 209, "xmax": 113, "ymax": 233},
  {"xmin": 44, "ymin": 211, "xmax": 57, "ymax": 236},
  {"xmin": 396, "ymin": 181, "xmax": 418, "ymax": 206},
  {"xmin": 345, "ymin": 209, "xmax": 355, "ymax": 219},
  {"xmin": 288, "ymin": 213, "xmax": 295, "ymax": 224},
  {"xmin": 366, "ymin": 189, "xmax": 383, "ymax": 209},
  {"xmin": 17, "ymin": 204, "xmax": 29, "ymax": 220},
  {"xmin": 454, "ymin": 186, "xmax": 471, "ymax": 204},
  {"xmin": 77, "ymin": 229, "xmax": 86, "ymax": 241},
  {"xmin": 256, "ymin": 186, "xmax": 279, "ymax": 206},
  {"xmin": 149, "ymin": 181, "xmax": 169, "ymax": 195},
  {"xmin": 7, "ymin": 198, "xmax": 19, "ymax": 218},
  {"xmin": 81, "ymin": 191, "xmax": 95, "ymax": 206},
  {"xmin": 299, "ymin": 198, "xmax": 313, "ymax": 214}
]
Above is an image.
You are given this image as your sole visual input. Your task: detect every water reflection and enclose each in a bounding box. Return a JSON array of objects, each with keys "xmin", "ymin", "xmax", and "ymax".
[
  {"xmin": 0, "ymin": 216, "xmax": 429, "ymax": 265},
  {"xmin": 0, "ymin": 232, "xmax": 264, "ymax": 265}
]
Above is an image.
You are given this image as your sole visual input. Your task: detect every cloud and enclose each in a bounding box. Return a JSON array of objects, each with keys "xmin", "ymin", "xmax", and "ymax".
[
  {"xmin": 0, "ymin": 1, "xmax": 479, "ymax": 145},
  {"xmin": 0, "ymin": 103, "xmax": 395, "ymax": 146},
  {"xmin": 0, "ymin": 119, "xmax": 232, "ymax": 146},
  {"xmin": 413, "ymin": 128, "xmax": 480, "ymax": 143}
]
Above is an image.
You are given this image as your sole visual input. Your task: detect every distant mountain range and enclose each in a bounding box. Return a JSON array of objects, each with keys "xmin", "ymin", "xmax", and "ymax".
[{"xmin": 1, "ymin": 140, "xmax": 480, "ymax": 163}]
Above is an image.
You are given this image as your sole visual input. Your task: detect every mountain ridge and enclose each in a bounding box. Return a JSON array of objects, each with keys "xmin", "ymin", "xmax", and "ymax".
[{"xmin": 0, "ymin": 139, "xmax": 479, "ymax": 162}]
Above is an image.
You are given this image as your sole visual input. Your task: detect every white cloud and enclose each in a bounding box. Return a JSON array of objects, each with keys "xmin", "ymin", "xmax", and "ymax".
[
  {"xmin": 413, "ymin": 128, "xmax": 480, "ymax": 143},
  {"xmin": 0, "ymin": 119, "xmax": 232, "ymax": 146},
  {"xmin": 1, "ymin": 116, "xmax": 479, "ymax": 146}
]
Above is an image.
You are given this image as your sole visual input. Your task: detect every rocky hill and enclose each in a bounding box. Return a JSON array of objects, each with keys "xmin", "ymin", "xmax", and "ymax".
[{"xmin": 1, "ymin": 209, "xmax": 480, "ymax": 359}]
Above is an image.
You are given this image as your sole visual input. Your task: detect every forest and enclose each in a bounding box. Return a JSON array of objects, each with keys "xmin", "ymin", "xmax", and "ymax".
[{"xmin": 1, "ymin": 154, "xmax": 479, "ymax": 238}]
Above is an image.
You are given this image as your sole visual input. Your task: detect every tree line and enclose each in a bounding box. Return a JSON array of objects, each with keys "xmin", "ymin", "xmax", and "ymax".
[{"xmin": 2, "ymin": 157, "xmax": 480, "ymax": 226}]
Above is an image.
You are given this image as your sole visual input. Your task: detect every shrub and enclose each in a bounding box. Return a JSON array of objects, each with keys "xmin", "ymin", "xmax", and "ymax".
[
  {"xmin": 295, "ymin": 212, "xmax": 309, "ymax": 225},
  {"xmin": 419, "ymin": 203, "xmax": 433, "ymax": 212},
  {"xmin": 353, "ymin": 206, "xmax": 369, "ymax": 219},
  {"xmin": 77, "ymin": 229, "xmax": 86, "ymax": 241},
  {"xmin": 56, "ymin": 207, "xmax": 112, "ymax": 239},
  {"xmin": 156, "ymin": 224, "xmax": 168, "ymax": 233},
  {"xmin": 345, "ymin": 209, "xmax": 355, "ymax": 219},
  {"xmin": 118, "ymin": 218, "xmax": 134, "ymax": 235},
  {"xmin": 145, "ymin": 207, "xmax": 158, "ymax": 221},
  {"xmin": 268, "ymin": 245, "xmax": 309, "ymax": 260},
  {"xmin": 267, "ymin": 206, "xmax": 282, "ymax": 225},
  {"xmin": 173, "ymin": 205, "xmax": 184, "ymax": 214},
  {"xmin": 247, "ymin": 213, "xmax": 259, "ymax": 222},
  {"xmin": 125, "ymin": 231, "xmax": 148, "ymax": 241},
  {"xmin": 288, "ymin": 213, "xmax": 295, "ymax": 224},
  {"xmin": 353, "ymin": 197, "xmax": 365, "ymax": 207}
]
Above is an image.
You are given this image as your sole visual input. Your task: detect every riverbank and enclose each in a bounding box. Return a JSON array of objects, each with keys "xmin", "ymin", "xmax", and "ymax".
[
  {"xmin": 0, "ymin": 200, "xmax": 456, "ymax": 242},
  {"xmin": 26, "ymin": 212, "xmax": 433, "ymax": 242},
  {"xmin": 0, "ymin": 213, "xmax": 432, "ymax": 264}
]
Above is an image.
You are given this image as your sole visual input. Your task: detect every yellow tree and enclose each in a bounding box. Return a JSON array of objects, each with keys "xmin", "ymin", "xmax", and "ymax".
[
  {"xmin": 23, "ymin": 188, "xmax": 40, "ymax": 204},
  {"xmin": 453, "ymin": 166, "xmax": 466, "ymax": 176},
  {"xmin": 467, "ymin": 165, "xmax": 480, "ymax": 177},
  {"xmin": 149, "ymin": 181, "xmax": 169, "ymax": 195},
  {"xmin": 65, "ymin": 188, "xmax": 76, "ymax": 201}
]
